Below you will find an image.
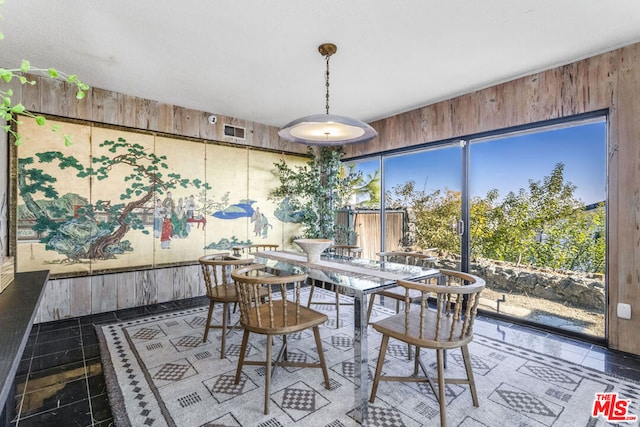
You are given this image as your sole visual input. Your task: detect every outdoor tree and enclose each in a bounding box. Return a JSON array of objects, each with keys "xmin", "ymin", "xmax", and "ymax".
[
  {"xmin": 386, "ymin": 181, "xmax": 460, "ymax": 253},
  {"xmin": 470, "ymin": 163, "xmax": 590, "ymax": 267},
  {"xmin": 529, "ymin": 202, "xmax": 605, "ymax": 272},
  {"xmin": 18, "ymin": 137, "xmax": 210, "ymax": 262},
  {"xmin": 344, "ymin": 164, "xmax": 381, "ymax": 208},
  {"xmin": 387, "ymin": 162, "xmax": 605, "ymax": 273}
]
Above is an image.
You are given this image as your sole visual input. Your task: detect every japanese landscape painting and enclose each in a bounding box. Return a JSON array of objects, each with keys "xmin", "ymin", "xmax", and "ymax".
[
  {"xmin": 204, "ymin": 143, "xmax": 250, "ymax": 253},
  {"xmin": 14, "ymin": 118, "xmax": 306, "ymax": 277},
  {"xmin": 152, "ymin": 136, "xmax": 206, "ymax": 266}
]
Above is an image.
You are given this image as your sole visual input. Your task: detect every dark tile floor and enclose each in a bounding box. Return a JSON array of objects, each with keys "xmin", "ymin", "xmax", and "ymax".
[{"xmin": 10, "ymin": 296, "xmax": 640, "ymax": 426}]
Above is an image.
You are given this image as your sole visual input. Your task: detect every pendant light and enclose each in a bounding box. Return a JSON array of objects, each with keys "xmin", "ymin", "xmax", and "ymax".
[{"xmin": 278, "ymin": 43, "xmax": 377, "ymax": 146}]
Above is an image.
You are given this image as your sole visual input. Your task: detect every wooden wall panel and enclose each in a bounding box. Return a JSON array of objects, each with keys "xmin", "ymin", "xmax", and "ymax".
[
  {"xmin": 120, "ymin": 94, "xmax": 138, "ymax": 128},
  {"xmin": 383, "ymin": 108, "xmax": 422, "ymax": 151},
  {"xmin": 91, "ymin": 274, "xmax": 118, "ymax": 314},
  {"xmin": 34, "ymin": 264, "xmax": 207, "ymax": 322},
  {"xmin": 70, "ymin": 276, "xmax": 92, "ymax": 317},
  {"xmin": 610, "ymin": 43, "xmax": 640, "ymax": 354},
  {"xmin": 37, "ymin": 279, "xmax": 71, "ymax": 322},
  {"xmin": 137, "ymin": 98, "xmax": 157, "ymax": 130},
  {"xmin": 71, "ymin": 85, "xmax": 93, "ymax": 121},
  {"xmin": 156, "ymin": 103, "xmax": 175, "ymax": 134},
  {"xmin": 452, "ymin": 93, "xmax": 477, "ymax": 136},
  {"xmin": 586, "ymin": 50, "xmax": 618, "ymax": 110},
  {"xmin": 40, "ymin": 78, "xmax": 71, "ymax": 117},
  {"xmin": 134, "ymin": 269, "xmax": 156, "ymax": 306},
  {"xmin": 183, "ymin": 265, "xmax": 202, "ymax": 298},
  {"xmin": 199, "ymin": 111, "xmax": 218, "ymax": 140},
  {"xmin": 156, "ymin": 267, "xmax": 174, "ymax": 303},
  {"xmin": 172, "ymin": 267, "xmax": 186, "ymax": 301},
  {"xmin": 477, "ymin": 85, "xmax": 502, "ymax": 132},
  {"xmin": 251, "ymin": 121, "xmax": 269, "ymax": 149},
  {"xmin": 92, "ymin": 88, "xmax": 120, "ymax": 124},
  {"xmin": 173, "ymin": 106, "xmax": 200, "ymax": 138},
  {"xmin": 116, "ymin": 271, "xmax": 136, "ymax": 310},
  {"xmin": 21, "ymin": 74, "xmax": 41, "ymax": 113}
]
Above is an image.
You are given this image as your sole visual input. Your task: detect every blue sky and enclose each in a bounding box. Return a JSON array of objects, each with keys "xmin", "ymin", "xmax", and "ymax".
[{"xmin": 352, "ymin": 120, "xmax": 606, "ymax": 205}]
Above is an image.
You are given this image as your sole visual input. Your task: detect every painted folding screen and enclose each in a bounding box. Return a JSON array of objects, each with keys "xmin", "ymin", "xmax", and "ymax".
[{"xmin": 14, "ymin": 118, "xmax": 306, "ymax": 277}]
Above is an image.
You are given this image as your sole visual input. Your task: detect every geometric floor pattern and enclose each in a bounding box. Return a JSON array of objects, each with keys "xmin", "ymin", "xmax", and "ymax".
[{"xmin": 97, "ymin": 289, "xmax": 640, "ymax": 427}]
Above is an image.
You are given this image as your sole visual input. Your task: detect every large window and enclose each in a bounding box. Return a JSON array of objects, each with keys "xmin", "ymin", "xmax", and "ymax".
[
  {"xmin": 343, "ymin": 115, "xmax": 607, "ymax": 339},
  {"xmin": 383, "ymin": 143, "xmax": 462, "ymax": 269},
  {"xmin": 469, "ymin": 118, "xmax": 606, "ymax": 338}
]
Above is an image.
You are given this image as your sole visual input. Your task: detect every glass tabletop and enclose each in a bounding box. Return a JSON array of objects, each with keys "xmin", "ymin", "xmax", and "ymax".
[{"xmin": 254, "ymin": 252, "xmax": 438, "ymax": 295}]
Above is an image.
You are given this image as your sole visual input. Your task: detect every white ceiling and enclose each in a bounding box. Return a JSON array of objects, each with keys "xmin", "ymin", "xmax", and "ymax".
[{"xmin": 2, "ymin": 1, "xmax": 640, "ymax": 128}]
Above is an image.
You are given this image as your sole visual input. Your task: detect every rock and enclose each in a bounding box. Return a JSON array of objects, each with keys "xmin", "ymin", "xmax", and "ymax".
[{"xmin": 464, "ymin": 257, "xmax": 605, "ymax": 310}]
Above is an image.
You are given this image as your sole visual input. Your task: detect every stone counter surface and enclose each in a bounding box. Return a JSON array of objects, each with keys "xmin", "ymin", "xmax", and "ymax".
[{"xmin": 0, "ymin": 270, "xmax": 49, "ymax": 424}]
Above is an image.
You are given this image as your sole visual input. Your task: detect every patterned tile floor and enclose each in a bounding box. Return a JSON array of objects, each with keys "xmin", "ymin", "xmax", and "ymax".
[{"xmin": 10, "ymin": 295, "xmax": 640, "ymax": 427}]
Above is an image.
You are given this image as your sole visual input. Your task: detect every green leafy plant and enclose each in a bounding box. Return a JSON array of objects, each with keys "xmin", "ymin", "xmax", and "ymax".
[
  {"xmin": 270, "ymin": 146, "xmax": 366, "ymax": 241},
  {"xmin": 388, "ymin": 162, "xmax": 605, "ymax": 273},
  {"xmin": 1, "ymin": 0, "xmax": 89, "ymax": 146}
]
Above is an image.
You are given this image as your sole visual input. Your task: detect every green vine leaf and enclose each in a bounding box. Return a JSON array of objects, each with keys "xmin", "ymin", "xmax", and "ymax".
[{"xmin": 10, "ymin": 103, "xmax": 25, "ymax": 113}]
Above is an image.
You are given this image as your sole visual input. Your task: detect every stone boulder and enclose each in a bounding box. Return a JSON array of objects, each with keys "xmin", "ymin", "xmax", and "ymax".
[{"xmin": 469, "ymin": 258, "xmax": 604, "ymax": 310}]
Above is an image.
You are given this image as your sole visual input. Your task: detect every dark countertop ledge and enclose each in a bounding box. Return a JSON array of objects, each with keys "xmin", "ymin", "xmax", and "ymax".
[{"xmin": 0, "ymin": 270, "xmax": 49, "ymax": 414}]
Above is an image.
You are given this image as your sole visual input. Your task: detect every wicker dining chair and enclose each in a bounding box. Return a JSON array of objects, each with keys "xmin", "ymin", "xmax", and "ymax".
[
  {"xmin": 366, "ymin": 251, "xmax": 437, "ymax": 323},
  {"xmin": 231, "ymin": 264, "xmax": 331, "ymax": 415},
  {"xmin": 369, "ymin": 269, "xmax": 485, "ymax": 427},
  {"xmin": 198, "ymin": 254, "xmax": 257, "ymax": 359},
  {"xmin": 307, "ymin": 245, "xmax": 362, "ymax": 328}
]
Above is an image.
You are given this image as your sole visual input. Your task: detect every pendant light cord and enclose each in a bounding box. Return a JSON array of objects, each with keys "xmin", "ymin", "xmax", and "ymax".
[{"xmin": 325, "ymin": 54, "xmax": 331, "ymax": 115}]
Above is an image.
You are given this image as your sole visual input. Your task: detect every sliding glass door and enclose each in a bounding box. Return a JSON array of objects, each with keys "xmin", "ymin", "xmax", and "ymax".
[
  {"xmin": 468, "ymin": 118, "xmax": 606, "ymax": 338},
  {"xmin": 343, "ymin": 114, "xmax": 607, "ymax": 340},
  {"xmin": 382, "ymin": 143, "xmax": 463, "ymax": 269}
]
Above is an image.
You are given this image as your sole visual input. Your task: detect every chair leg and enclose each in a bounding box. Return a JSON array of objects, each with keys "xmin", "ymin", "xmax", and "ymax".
[
  {"xmin": 264, "ymin": 332, "xmax": 273, "ymax": 415},
  {"xmin": 369, "ymin": 334, "xmax": 390, "ymax": 403},
  {"xmin": 203, "ymin": 301, "xmax": 214, "ymax": 343},
  {"xmin": 307, "ymin": 279, "xmax": 316, "ymax": 307},
  {"xmin": 366, "ymin": 294, "xmax": 375, "ymax": 324},
  {"xmin": 461, "ymin": 344, "xmax": 479, "ymax": 407},
  {"xmin": 220, "ymin": 302, "xmax": 228, "ymax": 359},
  {"xmin": 283, "ymin": 335, "xmax": 288, "ymax": 361},
  {"xmin": 413, "ymin": 346, "xmax": 420, "ymax": 375},
  {"xmin": 235, "ymin": 330, "xmax": 250, "ymax": 384},
  {"xmin": 312, "ymin": 326, "xmax": 330, "ymax": 389},
  {"xmin": 436, "ymin": 349, "xmax": 447, "ymax": 427}
]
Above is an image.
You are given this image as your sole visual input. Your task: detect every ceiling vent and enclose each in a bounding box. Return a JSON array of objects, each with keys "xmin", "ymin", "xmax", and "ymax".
[{"xmin": 224, "ymin": 124, "xmax": 245, "ymax": 140}]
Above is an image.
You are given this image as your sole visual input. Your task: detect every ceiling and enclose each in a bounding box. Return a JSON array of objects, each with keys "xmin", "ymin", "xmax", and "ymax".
[{"xmin": 2, "ymin": 1, "xmax": 640, "ymax": 129}]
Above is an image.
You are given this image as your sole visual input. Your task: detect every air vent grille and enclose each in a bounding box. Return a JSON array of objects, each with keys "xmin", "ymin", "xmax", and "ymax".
[{"xmin": 224, "ymin": 124, "xmax": 245, "ymax": 139}]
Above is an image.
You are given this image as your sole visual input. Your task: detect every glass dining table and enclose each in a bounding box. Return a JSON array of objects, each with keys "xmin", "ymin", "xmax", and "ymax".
[{"xmin": 252, "ymin": 250, "xmax": 439, "ymax": 425}]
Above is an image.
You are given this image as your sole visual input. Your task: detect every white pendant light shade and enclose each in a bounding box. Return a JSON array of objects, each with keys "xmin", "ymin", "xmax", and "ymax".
[
  {"xmin": 279, "ymin": 43, "xmax": 377, "ymax": 146},
  {"xmin": 278, "ymin": 113, "xmax": 377, "ymax": 146}
]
